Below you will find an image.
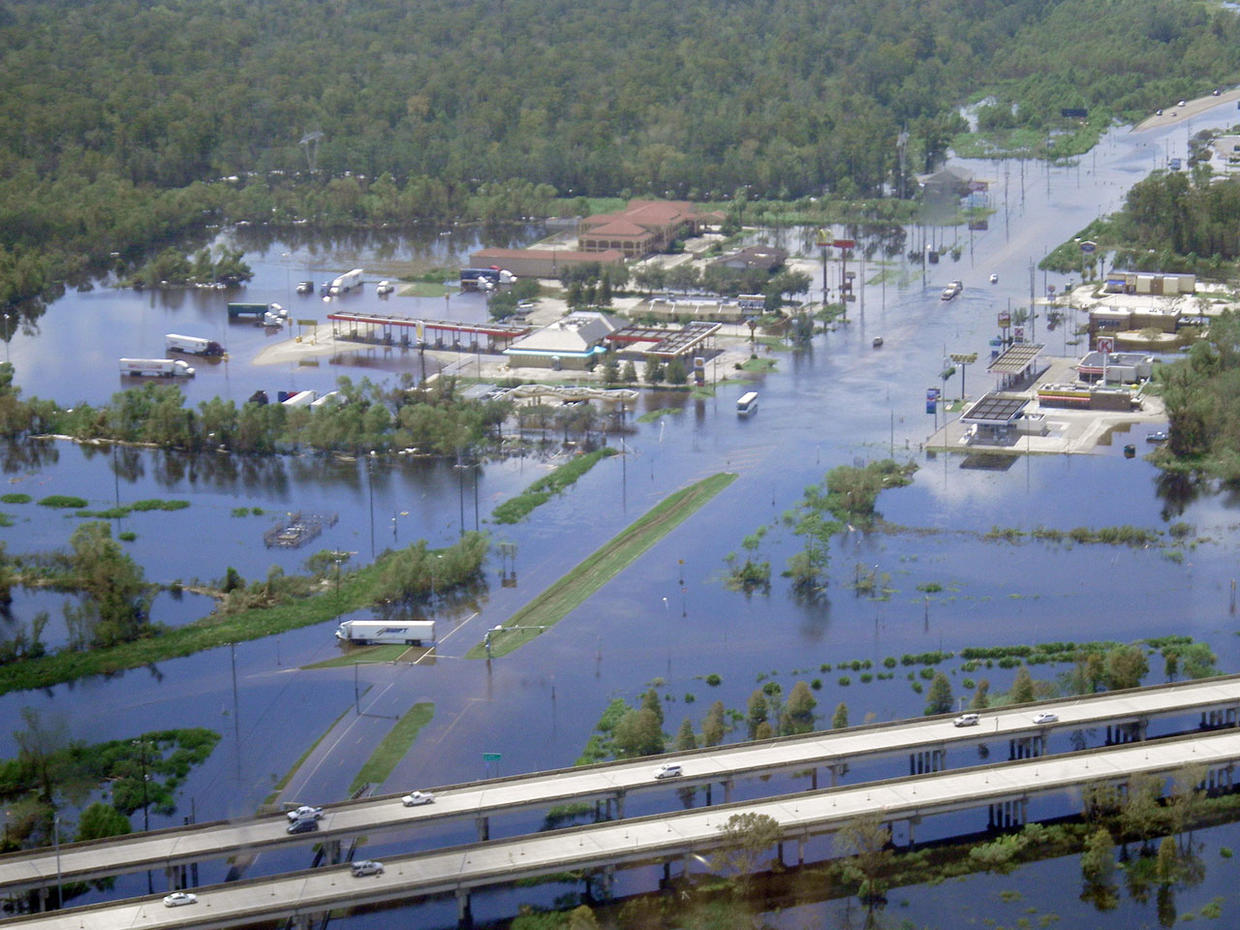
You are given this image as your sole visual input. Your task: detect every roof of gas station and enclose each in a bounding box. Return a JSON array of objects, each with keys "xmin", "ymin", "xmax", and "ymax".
[
  {"xmin": 961, "ymin": 392, "xmax": 1030, "ymax": 426},
  {"xmin": 987, "ymin": 343, "xmax": 1044, "ymax": 376}
]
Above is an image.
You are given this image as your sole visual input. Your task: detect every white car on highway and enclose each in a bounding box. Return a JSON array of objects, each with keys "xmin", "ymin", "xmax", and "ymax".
[
  {"xmin": 286, "ymin": 805, "xmax": 323, "ymax": 822},
  {"xmin": 402, "ymin": 790, "xmax": 435, "ymax": 806},
  {"xmin": 163, "ymin": 892, "xmax": 197, "ymax": 907},
  {"xmin": 653, "ymin": 763, "xmax": 683, "ymax": 779}
]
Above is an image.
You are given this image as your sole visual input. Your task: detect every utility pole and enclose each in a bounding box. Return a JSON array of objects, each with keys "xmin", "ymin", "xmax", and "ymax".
[{"xmin": 1028, "ymin": 261, "xmax": 1037, "ymax": 342}]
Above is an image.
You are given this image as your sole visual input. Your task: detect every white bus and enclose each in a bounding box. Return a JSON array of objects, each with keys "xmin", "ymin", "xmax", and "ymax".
[{"xmin": 736, "ymin": 391, "xmax": 759, "ymax": 416}]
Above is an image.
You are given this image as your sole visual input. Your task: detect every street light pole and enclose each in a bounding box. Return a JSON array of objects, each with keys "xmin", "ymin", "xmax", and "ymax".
[
  {"xmin": 53, "ymin": 813, "xmax": 61, "ymax": 908},
  {"xmin": 133, "ymin": 739, "xmax": 153, "ymax": 894}
]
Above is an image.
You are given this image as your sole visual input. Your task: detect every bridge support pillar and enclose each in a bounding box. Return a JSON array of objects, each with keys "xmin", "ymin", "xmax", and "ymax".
[
  {"xmin": 615, "ymin": 790, "xmax": 626, "ymax": 819},
  {"xmin": 165, "ymin": 865, "xmax": 180, "ymax": 890},
  {"xmin": 722, "ymin": 780, "xmax": 733, "ymax": 804},
  {"xmin": 797, "ymin": 836, "xmax": 807, "ymax": 865},
  {"xmin": 327, "ymin": 839, "xmax": 343, "ymax": 864},
  {"xmin": 662, "ymin": 860, "xmax": 672, "ymax": 885},
  {"xmin": 811, "ymin": 768, "xmax": 818, "ymax": 790},
  {"xmin": 705, "ymin": 783, "xmax": 712, "ymax": 806},
  {"xmin": 476, "ymin": 816, "xmax": 490, "ymax": 841},
  {"xmin": 456, "ymin": 889, "xmax": 473, "ymax": 927}
]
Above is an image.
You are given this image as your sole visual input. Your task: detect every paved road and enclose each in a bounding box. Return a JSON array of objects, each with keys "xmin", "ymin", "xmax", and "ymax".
[
  {"xmin": 1133, "ymin": 87, "xmax": 1240, "ymax": 132},
  {"xmin": 2, "ymin": 674, "xmax": 1237, "ymax": 893},
  {"xmin": 11, "ymin": 727, "xmax": 1240, "ymax": 930}
]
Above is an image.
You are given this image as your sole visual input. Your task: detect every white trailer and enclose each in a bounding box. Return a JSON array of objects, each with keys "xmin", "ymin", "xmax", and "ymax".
[
  {"xmin": 119, "ymin": 358, "xmax": 195, "ymax": 378},
  {"xmin": 329, "ymin": 268, "xmax": 364, "ymax": 295},
  {"xmin": 281, "ymin": 390, "xmax": 317, "ymax": 407},
  {"xmin": 165, "ymin": 334, "xmax": 225, "ymax": 357},
  {"xmin": 335, "ymin": 619, "xmax": 435, "ymax": 645},
  {"xmin": 309, "ymin": 391, "xmax": 339, "ymax": 409}
]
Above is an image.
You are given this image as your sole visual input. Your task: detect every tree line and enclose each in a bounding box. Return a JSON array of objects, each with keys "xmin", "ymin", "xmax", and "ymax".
[
  {"xmin": 0, "ymin": 364, "xmax": 510, "ymax": 457},
  {"xmin": 3, "ymin": 0, "xmax": 1240, "ymax": 313}
]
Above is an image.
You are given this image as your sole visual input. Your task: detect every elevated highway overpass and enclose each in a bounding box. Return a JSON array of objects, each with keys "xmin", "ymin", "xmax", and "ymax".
[
  {"xmin": 8, "ymin": 727, "xmax": 1240, "ymax": 930},
  {"xmin": 2, "ymin": 674, "xmax": 1238, "ymax": 896}
]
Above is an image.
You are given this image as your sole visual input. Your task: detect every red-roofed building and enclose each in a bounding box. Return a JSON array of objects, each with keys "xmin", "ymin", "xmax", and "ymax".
[{"xmin": 578, "ymin": 200, "xmax": 723, "ymax": 257}]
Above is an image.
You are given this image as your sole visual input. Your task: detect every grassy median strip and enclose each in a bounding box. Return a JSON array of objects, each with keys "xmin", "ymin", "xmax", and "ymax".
[
  {"xmin": 467, "ymin": 472, "xmax": 737, "ymax": 659},
  {"xmin": 303, "ymin": 644, "xmax": 410, "ymax": 669},
  {"xmin": 492, "ymin": 447, "xmax": 617, "ymax": 524},
  {"xmin": 349, "ymin": 702, "xmax": 434, "ymax": 794}
]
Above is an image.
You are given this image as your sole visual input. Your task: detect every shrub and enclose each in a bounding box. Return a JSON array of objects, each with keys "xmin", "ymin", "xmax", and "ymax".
[
  {"xmin": 39, "ymin": 495, "xmax": 89, "ymax": 508},
  {"xmin": 0, "ymin": 493, "xmax": 31, "ymax": 504},
  {"xmin": 705, "ymin": 673, "xmax": 722, "ymax": 686}
]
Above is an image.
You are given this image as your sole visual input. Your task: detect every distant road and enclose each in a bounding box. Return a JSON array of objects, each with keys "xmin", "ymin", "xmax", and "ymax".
[{"xmin": 1133, "ymin": 87, "xmax": 1240, "ymax": 132}]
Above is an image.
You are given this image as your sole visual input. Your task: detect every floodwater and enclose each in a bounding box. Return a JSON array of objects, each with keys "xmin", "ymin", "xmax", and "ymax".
[{"xmin": 4, "ymin": 104, "xmax": 1240, "ymax": 926}]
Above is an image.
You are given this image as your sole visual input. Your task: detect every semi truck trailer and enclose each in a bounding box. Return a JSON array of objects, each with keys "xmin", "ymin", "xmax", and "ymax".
[
  {"xmin": 165, "ymin": 334, "xmax": 225, "ymax": 357},
  {"xmin": 335, "ymin": 619, "xmax": 435, "ymax": 645},
  {"xmin": 328, "ymin": 268, "xmax": 364, "ymax": 295},
  {"xmin": 119, "ymin": 358, "xmax": 195, "ymax": 377}
]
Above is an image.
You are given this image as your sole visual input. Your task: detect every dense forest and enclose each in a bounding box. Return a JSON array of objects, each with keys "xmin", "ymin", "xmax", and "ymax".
[
  {"xmin": 1157, "ymin": 309, "xmax": 1240, "ymax": 481},
  {"xmin": 1, "ymin": 0, "xmax": 1239, "ymax": 308}
]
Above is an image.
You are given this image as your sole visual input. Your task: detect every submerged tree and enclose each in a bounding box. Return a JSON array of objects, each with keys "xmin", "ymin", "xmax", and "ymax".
[
  {"xmin": 925, "ymin": 672, "xmax": 953, "ymax": 715},
  {"xmin": 711, "ymin": 812, "xmax": 783, "ymax": 899},
  {"xmin": 836, "ymin": 812, "xmax": 893, "ymax": 908}
]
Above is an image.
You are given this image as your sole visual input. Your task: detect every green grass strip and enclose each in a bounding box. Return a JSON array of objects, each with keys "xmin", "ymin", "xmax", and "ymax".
[
  {"xmin": 349, "ymin": 702, "xmax": 434, "ymax": 794},
  {"xmin": 492, "ymin": 447, "xmax": 617, "ymax": 524},
  {"xmin": 467, "ymin": 472, "xmax": 737, "ymax": 659},
  {"xmin": 303, "ymin": 644, "xmax": 409, "ymax": 669}
]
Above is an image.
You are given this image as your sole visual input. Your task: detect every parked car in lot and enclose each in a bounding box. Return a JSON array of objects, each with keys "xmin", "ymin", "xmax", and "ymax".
[
  {"xmin": 351, "ymin": 859, "xmax": 384, "ymax": 877},
  {"xmin": 163, "ymin": 892, "xmax": 197, "ymax": 907},
  {"xmin": 287, "ymin": 818, "xmax": 319, "ymax": 835},
  {"xmin": 653, "ymin": 763, "xmax": 683, "ymax": 779},
  {"xmin": 1147, "ymin": 430, "xmax": 1168, "ymax": 443},
  {"xmin": 953, "ymin": 713, "xmax": 980, "ymax": 727},
  {"xmin": 1032, "ymin": 712, "xmax": 1059, "ymax": 724},
  {"xmin": 286, "ymin": 805, "xmax": 323, "ymax": 822},
  {"xmin": 402, "ymin": 790, "xmax": 435, "ymax": 807}
]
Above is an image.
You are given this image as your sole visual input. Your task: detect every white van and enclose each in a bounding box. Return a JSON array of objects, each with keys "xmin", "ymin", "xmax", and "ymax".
[{"xmin": 736, "ymin": 391, "xmax": 759, "ymax": 417}]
